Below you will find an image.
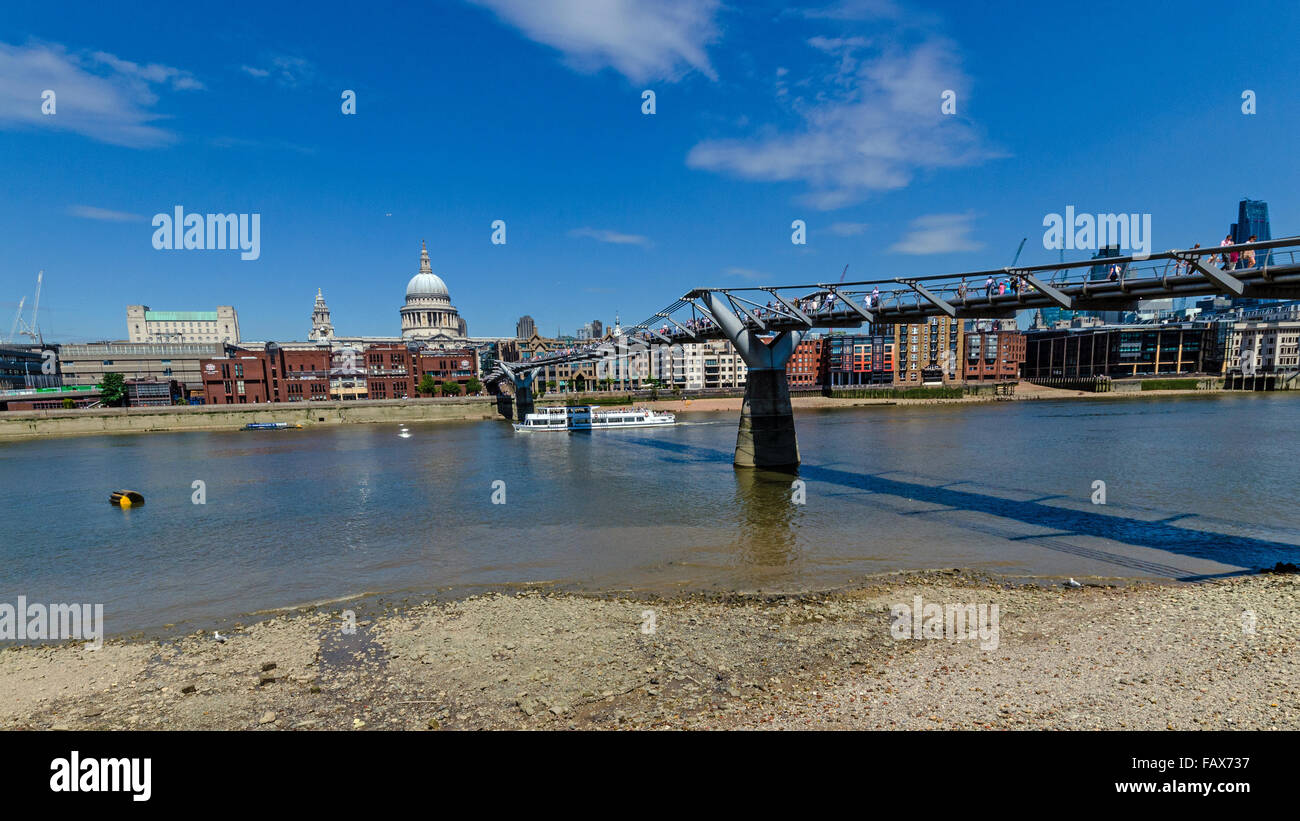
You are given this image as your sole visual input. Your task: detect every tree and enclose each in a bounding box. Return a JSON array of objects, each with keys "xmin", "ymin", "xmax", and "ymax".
[
  {"xmin": 418, "ymin": 375, "xmax": 437, "ymax": 396},
  {"xmin": 465, "ymin": 377, "xmax": 482, "ymax": 395},
  {"xmin": 61, "ymin": 397, "xmax": 75, "ymax": 409},
  {"xmin": 100, "ymin": 373, "xmax": 126, "ymax": 407},
  {"xmin": 440, "ymin": 381, "xmax": 462, "ymax": 396}
]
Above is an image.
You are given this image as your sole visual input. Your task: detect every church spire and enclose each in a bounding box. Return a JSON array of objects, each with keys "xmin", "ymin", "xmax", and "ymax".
[{"xmin": 420, "ymin": 240, "xmax": 432, "ymax": 273}]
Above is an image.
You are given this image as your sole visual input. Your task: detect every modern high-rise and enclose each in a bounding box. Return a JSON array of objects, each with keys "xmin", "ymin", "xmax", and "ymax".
[
  {"xmin": 1230, "ymin": 198, "xmax": 1273, "ymax": 309},
  {"xmin": 516, "ymin": 315, "xmax": 536, "ymax": 339},
  {"xmin": 1231, "ymin": 198, "xmax": 1271, "ymax": 259}
]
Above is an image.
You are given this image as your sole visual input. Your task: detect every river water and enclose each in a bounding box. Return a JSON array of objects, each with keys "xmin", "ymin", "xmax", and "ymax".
[{"xmin": 2, "ymin": 394, "xmax": 1298, "ymax": 635}]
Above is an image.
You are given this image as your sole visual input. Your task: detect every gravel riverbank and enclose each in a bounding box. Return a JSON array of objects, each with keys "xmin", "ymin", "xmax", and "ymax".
[{"xmin": 2, "ymin": 570, "xmax": 1295, "ymax": 731}]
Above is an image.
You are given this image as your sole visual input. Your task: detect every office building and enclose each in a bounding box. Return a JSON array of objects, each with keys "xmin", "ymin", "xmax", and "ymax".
[
  {"xmin": 516, "ymin": 315, "xmax": 536, "ymax": 340},
  {"xmin": 1023, "ymin": 323, "xmax": 1220, "ymax": 378},
  {"xmin": 825, "ymin": 334, "xmax": 893, "ymax": 387},
  {"xmin": 127, "ymin": 305, "xmax": 239, "ymax": 344}
]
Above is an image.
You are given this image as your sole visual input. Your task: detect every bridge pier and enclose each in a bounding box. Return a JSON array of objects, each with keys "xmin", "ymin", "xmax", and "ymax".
[
  {"xmin": 514, "ymin": 370, "xmax": 537, "ymax": 421},
  {"xmin": 701, "ymin": 292, "xmax": 805, "ymax": 471}
]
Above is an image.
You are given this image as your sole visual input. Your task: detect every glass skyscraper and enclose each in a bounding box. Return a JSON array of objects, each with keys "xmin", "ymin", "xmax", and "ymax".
[
  {"xmin": 1230, "ymin": 198, "xmax": 1272, "ymax": 307},
  {"xmin": 1230, "ymin": 198, "xmax": 1271, "ymax": 257}
]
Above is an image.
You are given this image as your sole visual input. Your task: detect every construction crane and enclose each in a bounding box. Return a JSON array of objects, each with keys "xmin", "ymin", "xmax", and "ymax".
[
  {"xmin": 11, "ymin": 271, "xmax": 44, "ymax": 346},
  {"xmin": 1009, "ymin": 237, "xmax": 1027, "ymax": 268},
  {"xmin": 8, "ymin": 297, "xmax": 24, "ymax": 344}
]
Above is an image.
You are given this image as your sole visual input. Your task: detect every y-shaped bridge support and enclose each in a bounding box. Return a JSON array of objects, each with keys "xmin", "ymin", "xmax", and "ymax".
[
  {"xmin": 512, "ymin": 369, "xmax": 538, "ymax": 421},
  {"xmin": 701, "ymin": 291, "xmax": 805, "ymax": 471}
]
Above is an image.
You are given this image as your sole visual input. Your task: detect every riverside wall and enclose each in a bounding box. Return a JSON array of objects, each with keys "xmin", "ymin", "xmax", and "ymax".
[{"xmin": 0, "ymin": 397, "xmax": 504, "ymax": 440}]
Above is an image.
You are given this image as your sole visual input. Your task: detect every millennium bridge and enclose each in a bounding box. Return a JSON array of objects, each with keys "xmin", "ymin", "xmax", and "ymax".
[{"xmin": 488, "ymin": 237, "xmax": 1300, "ymax": 471}]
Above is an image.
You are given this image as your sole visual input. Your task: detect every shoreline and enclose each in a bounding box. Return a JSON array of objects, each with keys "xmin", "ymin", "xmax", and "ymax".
[
  {"xmin": 2, "ymin": 384, "xmax": 1290, "ymax": 442},
  {"xmin": 2, "ymin": 569, "xmax": 1295, "ymax": 731}
]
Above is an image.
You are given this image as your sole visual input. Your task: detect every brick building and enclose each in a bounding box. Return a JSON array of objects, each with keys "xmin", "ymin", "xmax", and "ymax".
[
  {"xmin": 964, "ymin": 329, "xmax": 1026, "ymax": 381},
  {"xmin": 201, "ymin": 346, "xmax": 330, "ymax": 404},
  {"xmin": 364, "ymin": 343, "xmax": 416, "ymax": 400},
  {"xmin": 785, "ymin": 337, "xmax": 828, "ymax": 388},
  {"xmin": 894, "ymin": 316, "xmax": 964, "ymax": 385},
  {"xmin": 416, "ymin": 348, "xmax": 480, "ymax": 394}
]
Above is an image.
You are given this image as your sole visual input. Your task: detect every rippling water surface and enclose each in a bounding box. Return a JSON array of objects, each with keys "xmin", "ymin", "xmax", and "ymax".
[{"xmin": 2, "ymin": 393, "xmax": 1297, "ymax": 634}]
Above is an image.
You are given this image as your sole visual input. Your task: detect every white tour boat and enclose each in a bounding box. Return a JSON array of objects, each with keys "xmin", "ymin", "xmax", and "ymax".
[{"xmin": 512, "ymin": 405, "xmax": 676, "ymax": 432}]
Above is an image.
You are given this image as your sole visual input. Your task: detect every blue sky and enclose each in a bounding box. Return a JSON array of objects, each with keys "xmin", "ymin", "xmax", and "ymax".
[{"xmin": 2, "ymin": 0, "xmax": 1298, "ymax": 342}]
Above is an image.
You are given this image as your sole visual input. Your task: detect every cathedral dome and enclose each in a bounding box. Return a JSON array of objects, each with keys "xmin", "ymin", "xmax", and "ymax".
[
  {"xmin": 400, "ymin": 240, "xmax": 467, "ymax": 341},
  {"xmin": 405, "ymin": 242, "xmax": 449, "ymax": 298},
  {"xmin": 406, "ymin": 271, "xmax": 449, "ymax": 298}
]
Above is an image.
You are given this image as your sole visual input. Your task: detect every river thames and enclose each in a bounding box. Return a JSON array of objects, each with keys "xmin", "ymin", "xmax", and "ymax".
[{"xmin": 2, "ymin": 394, "xmax": 1298, "ymax": 635}]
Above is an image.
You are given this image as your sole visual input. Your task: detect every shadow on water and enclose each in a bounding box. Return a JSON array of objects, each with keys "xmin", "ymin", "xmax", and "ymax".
[{"xmin": 627, "ymin": 436, "xmax": 1299, "ymax": 580}]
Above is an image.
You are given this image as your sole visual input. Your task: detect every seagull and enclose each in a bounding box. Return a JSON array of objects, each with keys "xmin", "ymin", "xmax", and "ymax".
[
  {"xmin": 1065, "ymin": 578, "xmax": 1082, "ymax": 588},
  {"xmin": 213, "ymin": 631, "xmax": 227, "ymax": 643}
]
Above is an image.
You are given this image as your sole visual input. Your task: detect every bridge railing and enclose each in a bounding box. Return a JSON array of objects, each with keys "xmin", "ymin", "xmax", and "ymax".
[{"xmin": 622, "ymin": 236, "xmax": 1300, "ymax": 340}]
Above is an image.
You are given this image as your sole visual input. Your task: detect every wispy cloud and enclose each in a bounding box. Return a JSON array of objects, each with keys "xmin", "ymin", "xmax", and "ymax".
[
  {"xmin": 687, "ymin": 16, "xmax": 998, "ymax": 210},
  {"xmin": 239, "ymin": 55, "xmax": 314, "ymax": 88},
  {"xmin": 724, "ymin": 266, "xmax": 768, "ymax": 280},
  {"xmin": 569, "ymin": 227, "xmax": 652, "ymax": 247},
  {"xmin": 828, "ymin": 221, "xmax": 869, "ymax": 236},
  {"xmin": 89, "ymin": 51, "xmax": 204, "ymax": 90},
  {"xmin": 888, "ymin": 212, "xmax": 982, "ymax": 254},
  {"xmin": 467, "ymin": 0, "xmax": 722, "ymax": 83},
  {"xmin": 0, "ymin": 41, "xmax": 201, "ymax": 147},
  {"xmin": 67, "ymin": 204, "xmax": 146, "ymax": 222},
  {"xmin": 802, "ymin": 0, "xmax": 906, "ymax": 21}
]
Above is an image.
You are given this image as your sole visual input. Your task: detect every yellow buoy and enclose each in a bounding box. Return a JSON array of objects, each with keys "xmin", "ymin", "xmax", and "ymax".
[{"xmin": 110, "ymin": 490, "xmax": 145, "ymax": 507}]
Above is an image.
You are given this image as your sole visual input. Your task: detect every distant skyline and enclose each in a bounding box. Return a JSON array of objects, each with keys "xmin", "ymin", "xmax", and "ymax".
[{"xmin": 3, "ymin": 0, "xmax": 1299, "ymax": 342}]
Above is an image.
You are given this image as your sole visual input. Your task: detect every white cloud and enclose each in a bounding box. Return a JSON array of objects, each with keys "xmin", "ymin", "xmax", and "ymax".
[
  {"xmin": 0, "ymin": 41, "xmax": 201, "ymax": 147},
  {"xmin": 724, "ymin": 266, "xmax": 768, "ymax": 280},
  {"xmin": 240, "ymin": 55, "xmax": 314, "ymax": 88},
  {"xmin": 569, "ymin": 227, "xmax": 652, "ymax": 246},
  {"xmin": 828, "ymin": 221, "xmax": 868, "ymax": 236},
  {"xmin": 802, "ymin": 0, "xmax": 905, "ymax": 21},
  {"xmin": 468, "ymin": 0, "xmax": 721, "ymax": 82},
  {"xmin": 89, "ymin": 51, "xmax": 204, "ymax": 90},
  {"xmin": 888, "ymin": 212, "xmax": 982, "ymax": 254},
  {"xmin": 687, "ymin": 32, "xmax": 996, "ymax": 209},
  {"xmin": 68, "ymin": 204, "xmax": 145, "ymax": 222}
]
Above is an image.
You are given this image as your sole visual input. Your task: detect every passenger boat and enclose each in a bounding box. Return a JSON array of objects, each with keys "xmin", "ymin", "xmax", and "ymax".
[
  {"xmin": 240, "ymin": 422, "xmax": 303, "ymax": 431},
  {"xmin": 512, "ymin": 405, "xmax": 675, "ymax": 432}
]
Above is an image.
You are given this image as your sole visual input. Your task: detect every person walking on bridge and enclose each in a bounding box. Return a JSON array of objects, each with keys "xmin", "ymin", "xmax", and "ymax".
[
  {"xmin": 1219, "ymin": 234, "xmax": 1234, "ymax": 268},
  {"xmin": 1243, "ymin": 236, "xmax": 1258, "ymax": 268},
  {"xmin": 984, "ymin": 275, "xmax": 994, "ymax": 298}
]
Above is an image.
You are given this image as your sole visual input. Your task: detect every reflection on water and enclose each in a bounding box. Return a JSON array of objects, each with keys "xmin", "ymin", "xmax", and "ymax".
[
  {"xmin": 732, "ymin": 469, "xmax": 801, "ymax": 567},
  {"xmin": 1, "ymin": 393, "xmax": 1298, "ymax": 634}
]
